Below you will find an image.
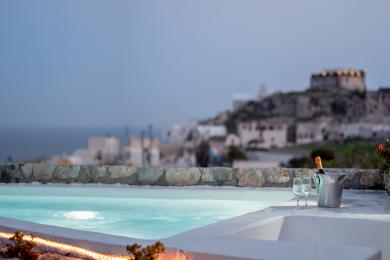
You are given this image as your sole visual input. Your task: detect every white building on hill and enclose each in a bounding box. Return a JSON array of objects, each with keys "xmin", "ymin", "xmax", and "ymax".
[
  {"xmin": 57, "ymin": 136, "xmax": 120, "ymax": 165},
  {"xmin": 88, "ymin": 136, "xmax": 120, "ymax": 158},
  {"xmin": 123, "ymin": 138, "xmax": 160, "ymax": 167},
  {"xmin": 163, "ymin": 121, "xmax": 196, "ymax": 144},
  {"xmin": 238, "ymin": 119, "xmax": 290, "ymax": 149},
  {"xmin": 195, "ymin": 125, "xmax": 227, "ymax": 140}
]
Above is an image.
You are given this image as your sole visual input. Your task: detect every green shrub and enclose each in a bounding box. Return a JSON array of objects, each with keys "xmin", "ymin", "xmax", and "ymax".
[
  {"xmin": 296, "ymin": 138, "xmax": 381, "ymax": 169},
  {"xmin": 310, "ymin": 148, "xmax": 335, "ymax": 161},
  {"xmin": 4, "ymin": 231, "xmax": 38, "ymax": 260},
  {"xmin": 287, "ymin": 156, "xmax": 312, "ymax": 168},
  {"xmin": 195, "ymin": 141, "xmax": 210, "ymax": 167},
  {"xmin": 227, "ymin": 146, "xmax": 246, "ymax": 164},
  {"xmin": 344, "ymin": 136, "xmax": 364, "ymax": 144},
  {"xmin": 127, "ymin": 241, "xmax": 165, "ymax": 260},
  {"xmin": 378, "ymin": 138, "xmax": 390, "ymax": 172}
]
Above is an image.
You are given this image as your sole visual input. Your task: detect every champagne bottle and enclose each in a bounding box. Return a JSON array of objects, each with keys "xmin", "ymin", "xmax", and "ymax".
[{"xmin": 315, "ymin": 156, "xmax": 325, "ymax": 174}]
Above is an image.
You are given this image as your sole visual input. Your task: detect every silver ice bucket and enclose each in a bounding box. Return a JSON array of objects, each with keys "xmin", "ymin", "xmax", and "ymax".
[{"xmin": 314, "ymin": 171, "xmax": 347, "ymax": 208}]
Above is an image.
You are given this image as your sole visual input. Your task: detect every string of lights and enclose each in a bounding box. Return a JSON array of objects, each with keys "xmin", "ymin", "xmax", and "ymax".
[{"xmin": 0, "ymin": 231, "xmax": 128, "ymax": 260}]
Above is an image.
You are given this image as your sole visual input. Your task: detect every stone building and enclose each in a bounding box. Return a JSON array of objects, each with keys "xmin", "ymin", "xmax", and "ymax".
[
  {"xmin": 310, "ymin": 69, "xmax": 366, "ymax": 93},
  {"xmin": 296, "ymin": 116, "xmax": 332, "ymax": 145},
  {"xmin": 366, "ymin": 88, "xmax": 390, "ymax": 124},
  {"xmin": 250, "ymin": 69, "xmax": 388, "ymax": 126},
  {"xmin": 238, "ymin": 118, "xmax": 292, "ymax": 149}
]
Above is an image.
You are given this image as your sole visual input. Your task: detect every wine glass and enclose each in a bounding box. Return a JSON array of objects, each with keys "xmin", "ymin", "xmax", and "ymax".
[
  {"xmin": 293, "ymin": 178, "xmax": 303, "ymax": 208},
  {"xmin": 302, "ymin": 177, "xmax": 312, "ymax": 207}
]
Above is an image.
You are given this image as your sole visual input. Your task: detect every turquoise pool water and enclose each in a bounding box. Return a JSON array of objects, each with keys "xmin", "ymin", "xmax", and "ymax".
[{"xmin": 0, "ymin": 185, "xmax": 292, "ymax": 239}]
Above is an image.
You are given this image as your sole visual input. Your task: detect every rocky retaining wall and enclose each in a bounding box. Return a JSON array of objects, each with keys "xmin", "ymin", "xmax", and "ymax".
[{"xmin": 0, "ymin": 164, "xmax": 385, "ymax": 190}]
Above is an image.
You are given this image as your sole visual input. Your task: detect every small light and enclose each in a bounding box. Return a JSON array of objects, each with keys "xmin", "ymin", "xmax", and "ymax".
[{"xmin": 321, "ymin": 70, "xmax": 327, "ymax": 77}]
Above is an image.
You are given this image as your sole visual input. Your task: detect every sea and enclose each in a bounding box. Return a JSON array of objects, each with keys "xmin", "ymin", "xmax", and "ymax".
[{"xmin": 0, "ymin": 126, "xmax": 162, "ymax": 163}]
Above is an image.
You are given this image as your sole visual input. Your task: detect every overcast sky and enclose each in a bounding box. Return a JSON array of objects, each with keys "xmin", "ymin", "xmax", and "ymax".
[{"xmin": 1, "ymin": 0, "xmax": 389, "ymax": 128}]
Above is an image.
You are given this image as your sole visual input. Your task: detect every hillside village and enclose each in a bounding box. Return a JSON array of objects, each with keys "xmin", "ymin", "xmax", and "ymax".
[
  {"xmin": 49, "ymin": 68, "xmax": 390, "ymax": 167},
  {"xmin": 161, "ymin": 68, "xmax": 390, "ymax": 167},
  {"xmin": 200, "ymin": 69, "xmax": 390, "ymax": 146}
]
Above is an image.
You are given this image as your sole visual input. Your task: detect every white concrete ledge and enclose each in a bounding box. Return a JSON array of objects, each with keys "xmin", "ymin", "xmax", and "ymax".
[{"xmin": 0, "ymin": 188, "xmax": 389, "ymax": 260}]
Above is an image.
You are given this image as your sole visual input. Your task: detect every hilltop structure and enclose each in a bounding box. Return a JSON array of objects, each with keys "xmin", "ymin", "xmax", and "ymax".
[
  {"xmin": 157, "ymin": 68, "xmax": 390, "ymax": 167},
  {"xmin": 310, "ymin": 69, "xmax": 366, "ymax": 93},
  {"xmin": 203, "ymin": 69, "xmax": 390, "ymax": 149}
]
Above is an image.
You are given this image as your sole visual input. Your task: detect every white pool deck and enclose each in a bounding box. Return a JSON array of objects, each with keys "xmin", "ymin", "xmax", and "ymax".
[{"xmin": 0, "ymin": 188, "xmax": 389, "ymax": 260}]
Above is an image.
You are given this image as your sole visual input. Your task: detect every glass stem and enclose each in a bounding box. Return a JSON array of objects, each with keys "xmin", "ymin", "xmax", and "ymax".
[
  {"xmin": 305, "ymin": 197, "xmax": 308, "ymax": 207},
  {"xmin": 296, "ymin": 198, "xmax": 299, "ymax": 208}
]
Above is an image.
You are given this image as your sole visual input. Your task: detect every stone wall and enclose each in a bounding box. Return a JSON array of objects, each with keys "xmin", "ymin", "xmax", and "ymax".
[
  {"xmin": 385, "ymin": 171, "xmax": 390, "ymax": 195},
  {"xmin": 0, "ymin": 164, "xmax": 385, "ymax": 190}
]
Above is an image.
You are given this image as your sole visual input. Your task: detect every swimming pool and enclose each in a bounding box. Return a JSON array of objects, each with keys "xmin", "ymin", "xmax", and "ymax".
[{"xmin": 0, "ymin": 184, "xmax": 292, "ymax": 239}]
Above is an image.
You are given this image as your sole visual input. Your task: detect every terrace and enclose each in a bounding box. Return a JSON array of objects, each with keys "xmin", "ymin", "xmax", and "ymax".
[{"xmin": 0, "ymin": 164, "xmax": 389, "ymax": 260}]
